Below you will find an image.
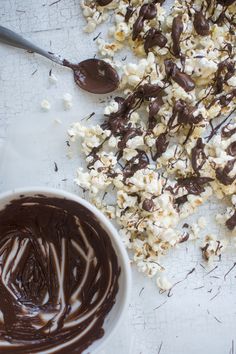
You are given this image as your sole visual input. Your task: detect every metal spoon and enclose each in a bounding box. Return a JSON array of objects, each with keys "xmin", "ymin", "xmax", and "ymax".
[{"xmin": 0, "ymin": 25, "xmax": 120, "ymax": 94}]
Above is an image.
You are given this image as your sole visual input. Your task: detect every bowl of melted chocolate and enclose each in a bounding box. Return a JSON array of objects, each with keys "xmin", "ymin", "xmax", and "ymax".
[{"xmin": 0, "ymin": 188, "xmax": 131, "ymax": 354}]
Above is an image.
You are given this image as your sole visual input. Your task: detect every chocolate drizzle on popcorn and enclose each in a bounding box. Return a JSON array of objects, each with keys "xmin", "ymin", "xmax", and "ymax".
[{"xmin": 77, "ymin": 0, "xmax": 236, "ymax": 281}]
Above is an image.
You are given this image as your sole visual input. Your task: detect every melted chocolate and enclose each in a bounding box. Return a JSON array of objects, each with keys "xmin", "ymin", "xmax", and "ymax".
[
  {"xmin": 217, "ymin": 0, "xmax": 236, "ymax": 6},
  {"xmin": 176, "ymin": 176, "xmax": 213, "ymax": 195},
  {"xmin": 0, "ymin": 196, "xmax": 120, "ymax": 354},
  {"xmin": 226, "ymin": 210, "xmax": 236, "ymax": 231},
  {"xmin": 125, "ymin": 5, "xmax": 134, "ymax": 23},
  {"xmin": 171, "ymin": 15, "xmax": 184, "ymax": 58},
  {"xmin": 172, "ymin": 71, "xmax": 195, "ymax": 92},
  {"xmin": 144, "ymin": 28, "xmax": 167, "ymax": 54},
  {"xmin": 132, "ymin": 3, "xmax": 157, "ymax": 40},
  {"xmin": 96, "ymin": 0, "xmax": 113, "ymax": 6},
  {"xmin": 142, "ymin": 198, "xmax": 155, "ymax": 212},
  {"xmin": 222, "ymin": 124, "xmax": 236, "ymax": 138},
  {"xmin": 123, "ymin": 149, "xmax": 149, "ymax": 178},
  {"xmin": 215, "ymin": 159, "xmax": 236, "ymax": 185},
  {"xmin": 227, "ymin": 141, "xmax": 236, "ymax": 156},
  {"xmin": 152, "ymin": 132, "xmax": 169, "ymax": 160},
  {"xmin": 193, "ymin": 11, "xmax": 210, "ymax": 36},
  {"xmin": 63, "ymin": 59, "xmax": 119, "ymax": 94},
  {"xmin": 164, "ymin": 59, "xmax": 195, "ymax": 92},
  {"xmin": 191, "ymin": 138, "xmax": 206, "ymax": 175}
]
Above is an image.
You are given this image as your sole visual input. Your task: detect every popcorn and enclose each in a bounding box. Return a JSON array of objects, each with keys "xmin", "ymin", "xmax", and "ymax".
[
  {"xmin": 63, "ymin": 93, "xmax": 73, "ymax": 110},
  {"xmin": 73, "ymin": 0, "xmax": 236, "ymax": 281},
  {"xmin": 156, "ymin": 276, "xmax": 172, "ymax": 292},
  {"xmin": 41, "ymin": 99, "xmax": 51, "ymax": 111}
]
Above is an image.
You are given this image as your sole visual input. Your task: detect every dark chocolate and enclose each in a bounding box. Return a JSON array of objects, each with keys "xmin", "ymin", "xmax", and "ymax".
[
  {"xmin": 144, "ymin": 28, "xmax": 167, "ymax": 54},
  {"xmin": 193, "ymin": 11, "xmax": 210, "ymax": 36},
  {"xmin": 142, "ymin": 198, "xmax": 155, "ymax": 211},
  {"xmin": 226, "ymin": 210, "xmax": 236, "ymax": 230},
  {"xmin": 132, "ymin": 3, "xmax": 157, "ymax": 40},
  {"xmin": 96, "ymin": 0, "xmax": 113, "ymax": 6},
  {"xmin": 191, "ymin": 138, "xmax": 206, "ymax": 175},
  {"xmin": 63, "ymin": 59, "xmax": 119, "ymax": 94},
  {"xmin": 0, "ymin": 196, "xmax": 120, "ymax": 353},
  {"xmin": 171, "ymin": 15, "xmax": 183, "ymax": 58}
]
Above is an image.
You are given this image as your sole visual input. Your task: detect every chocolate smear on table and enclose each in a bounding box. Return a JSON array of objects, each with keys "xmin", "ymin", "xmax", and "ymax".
[
  {"xmin": 226, "ymin": 210, "xmax": 236, "ymax": 231},
  {"xmin": 96, "ymin": 0, "xmax": 113, "ymax": 6},
  {"xmin": 63, "ymin": 59, "xmax": 119, "ymax": 94},
  {"xmin": 0, "ymin": 196, "xmax": 120, "ymax": 353},
  {"xmin": 144, "ymin": 28, "xmax": 167, "ymax": 54},
  {"xmin": 215, "ymin": 159, "xmax": 236, "ymax": 185},
  {"xmin": 193, "ymin": 11, "xmax": 210, "ymax": 36},
  {"xmin": 132, "ymin": 3, "xmax": 157, "ymax": 40},
  {"xmin": 171, "ymin": 15, "xmax": 184, "ymax": 58},
  {"xmin": 191, "ymin": 138, "xmax": 207, "ymax": 175},
  {"xmin": 142, "ymin": 198, "xmax": 155, "ymax": 211},
  {"xmin": 164, "ymin": 59, "xmax": 195, "ymax": 92}
]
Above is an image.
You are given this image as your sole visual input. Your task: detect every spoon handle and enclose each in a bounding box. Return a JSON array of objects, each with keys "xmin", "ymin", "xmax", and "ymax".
[{"xmin": 0, "ymin": 25, "xmax": 63, "ymax": 65}]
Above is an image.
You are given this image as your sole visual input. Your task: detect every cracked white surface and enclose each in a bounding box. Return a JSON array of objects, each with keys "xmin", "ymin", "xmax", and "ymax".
[{"xmin": 0, "ymin": 1, "xmax": 236, "ymax": 353}]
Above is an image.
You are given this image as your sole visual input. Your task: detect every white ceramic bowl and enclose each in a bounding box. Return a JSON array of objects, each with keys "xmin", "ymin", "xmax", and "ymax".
[{"xmin": 0, "ymin": 187, "xmax": 131, "ymax": 354}]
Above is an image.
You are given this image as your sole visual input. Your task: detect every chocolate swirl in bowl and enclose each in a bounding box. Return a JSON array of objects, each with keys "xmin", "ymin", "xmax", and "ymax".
[{"xmin": 0, "ymin": 196, "xmax": 120, "ymax": 353}]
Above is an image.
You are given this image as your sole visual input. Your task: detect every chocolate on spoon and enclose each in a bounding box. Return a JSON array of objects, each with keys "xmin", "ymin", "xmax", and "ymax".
[
  {"xmin": 63, "ymin": 58, "xmax": 120, "ymax": 94},
  {"xmin": 0, "ymin": 25, "xmax": 120, "ymax": 94}
]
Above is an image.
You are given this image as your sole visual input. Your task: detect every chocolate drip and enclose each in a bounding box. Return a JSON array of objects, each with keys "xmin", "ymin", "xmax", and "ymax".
[
  {"xmin": 191, "ymin": 138, "xmax": 206, "ymax": 175},
  {"xmin": 171, "ymin": 15, "xmax": 184, "ymax": 58},
  {"xmin": 193, "ymin": 11, "xmax": 210, "ymax": 36},
  {"xmin": 167, "ymin": 99, "xmax": 202, "ymax": 132},
  {"xmin": 0, "ymin": 196, "xmax": 120, "ymax": 353},
  {"xmin": 216, "ymin": 159, "xmax": 236, "ymax": 185},
  {"xmin": 222, "ymin": 124, "xmax": 236, "ymax": 138},
  {"xmin": 226, "ymin": 210, "xmax": 236, "ymax": 231},
  {"xmin": 152, "ymin": 133, "xmax": 169, "ymax": 160},
  {"xmin": 132, "ymin": 3, "xmax": 157, "ymax": 40},
  {"xmin": 123, "ymin": 149, "xmax": 149, "ymax": 178},
  {"xmin": 217, "ymin": 0, "xmax": 236, "ymax": 6},
  {"xmin": 144, "ymin": 28, "xmax": 167, "ymax": 54},
  {"xmin": 164, "ymin": 59, "xmax": 195, "ymax": 92},
  {"xmin": 173, "ymin": 71, "xmax": 195, "ymax": 92},
  {"xmin": 176, "ymin": 176, "xmax": 214, "ymax": 195},
  {"xmin": 227, "ymin": 141, "xmax": 236, "ymax": 156},
  {"xmin": 213, "ymin": 59, "xmax": 235, "ymax": 94},
  {"xmin": 125, "ymin": 5, "xmax": 134, "ymax": 23},
  {"xmin": 117, "ymin": 128, "xmax": 142, "ymax": 150},
  {"xmin": 96, "ymin": 0, "xmax": 113, "ymax": 6},
  {"xmin": 142, "ymin": 198, "xmax": 155, "ymax": 211}
]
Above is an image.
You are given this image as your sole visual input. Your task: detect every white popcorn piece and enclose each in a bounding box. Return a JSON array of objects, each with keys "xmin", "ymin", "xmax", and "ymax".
[
  {"xmin": 41, "ymin": 99, "xmax": 51, "ymax": 111},
  {"xmin": 156, "ymin": 276, "xmax": 172, "ymax": 292},
  {"xmin": 63, "ymin": 93, "xmax": 73, "ymax": 110}
]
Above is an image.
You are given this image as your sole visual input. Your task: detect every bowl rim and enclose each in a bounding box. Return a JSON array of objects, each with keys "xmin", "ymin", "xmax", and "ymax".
[{"xmin": 0, "ymin": 186, "xmax": 132, "ymax": 354}]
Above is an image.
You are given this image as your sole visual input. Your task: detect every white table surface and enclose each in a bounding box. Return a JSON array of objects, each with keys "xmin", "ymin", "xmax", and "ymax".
[{"xmin": 0, "ymin": 1, "xmax": 236, "ymax": 353}]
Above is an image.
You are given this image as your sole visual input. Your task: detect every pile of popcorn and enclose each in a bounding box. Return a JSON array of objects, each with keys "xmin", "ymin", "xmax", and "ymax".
[{"xmin": 69, "ymin": 0, "xmax": 236, "ymax": 290}]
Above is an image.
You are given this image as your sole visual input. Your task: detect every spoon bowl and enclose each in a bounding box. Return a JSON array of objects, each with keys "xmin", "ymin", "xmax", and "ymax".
[{"xmin": 0, "ymin": 25, "xmax": 120, "ymax": 94}]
